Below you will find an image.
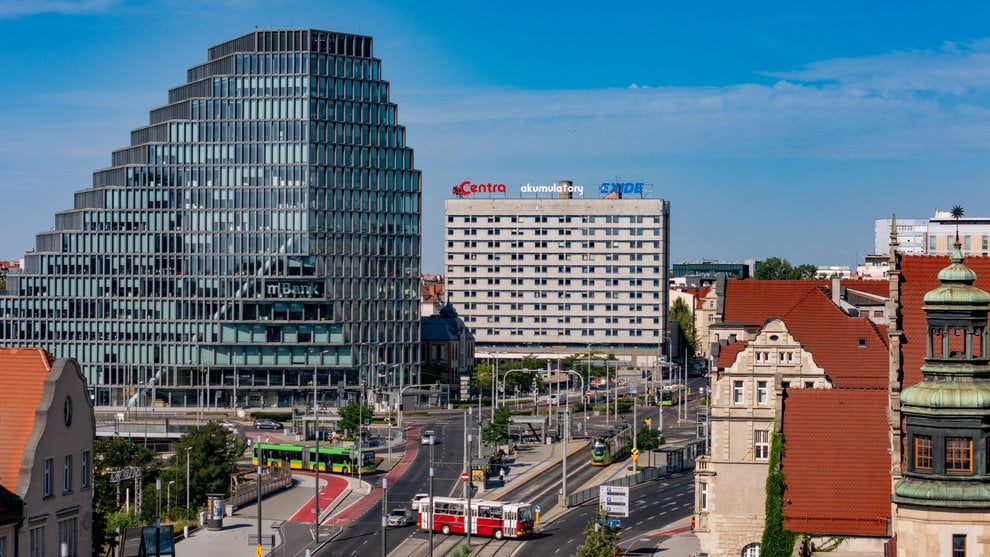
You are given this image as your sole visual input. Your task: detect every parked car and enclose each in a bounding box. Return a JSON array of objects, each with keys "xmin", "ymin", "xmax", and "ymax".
[
  {"xmin": 387, "ymin": 508, "xmax": 413, "ymax": 527},
  {"xmin": 253, "ymin": 419, "xmax": 283, "ymax": 430}
]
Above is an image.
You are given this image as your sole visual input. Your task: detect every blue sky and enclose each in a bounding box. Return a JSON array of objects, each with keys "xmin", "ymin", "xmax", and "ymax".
[{"xmin": 2, "ymin": 1, "xmax": 990, "ymax": 273}]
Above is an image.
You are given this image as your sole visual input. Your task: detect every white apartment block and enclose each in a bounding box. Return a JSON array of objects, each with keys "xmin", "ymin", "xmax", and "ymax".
[{"xmin": 444, "ymin": 196, "xmax": 670, "ymax": 365}]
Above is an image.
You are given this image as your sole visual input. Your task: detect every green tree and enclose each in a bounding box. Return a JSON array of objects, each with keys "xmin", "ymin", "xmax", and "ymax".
[
  {"xmin": 338, "ymin": 400, "xmax": 375, "ymax": 433},
  {"xmin": 93, "ymin": 438, "xmax": 161, "ymax": 555},
  {"xmin": 470, "ymin": 361, "xmax": 492, "ymax": 393},
  {"xmin": 575, "ymin": 508, "xmax": 621, "ymax": 557},
  {"xmin": 669, "ymin": 298, "xmax": 698, "ymax": 355},
  {"xmin": 754, "ymin": 257, "xmax": 817, "ymax": 280},
  {"xmin": 169, "ymin": 423, "xmax": 246, "ymax": 514},
  {"xmin": 482, "ymin": 405, "xmax": 513, "ymax": 445},
  {"xmin": 626, "ymin": 427, "xmax": 664, "ymax": 452}
]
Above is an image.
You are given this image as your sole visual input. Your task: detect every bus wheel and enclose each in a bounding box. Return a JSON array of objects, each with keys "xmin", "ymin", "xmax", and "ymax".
[
  {"xmin": 494, "ymin": 529, "xmax": 504, "ymax": 540},
  {"xmin": 441, "ymin": 524, "xmax": 451, "ymax": 535}
]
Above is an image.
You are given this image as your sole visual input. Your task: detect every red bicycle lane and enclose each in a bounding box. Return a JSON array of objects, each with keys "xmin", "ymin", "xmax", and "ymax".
[
  {"xmin": 331, "ymin": 425, "xmax": 421, "ymax": 527},
  {"xmin": 287, "ymin": 473, "xmax": 350, "ymax": 523}
]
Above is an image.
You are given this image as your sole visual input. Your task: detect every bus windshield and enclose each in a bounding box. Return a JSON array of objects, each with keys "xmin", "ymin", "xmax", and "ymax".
[{"xmin": 517, "ymin": 506, "xmax": 533, "ymax": 522}]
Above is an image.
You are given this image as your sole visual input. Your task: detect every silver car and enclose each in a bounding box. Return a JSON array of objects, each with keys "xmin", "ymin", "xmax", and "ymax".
[{"xmin": 386, "ymin": 508, "xmax": 413, "ymax": 527}]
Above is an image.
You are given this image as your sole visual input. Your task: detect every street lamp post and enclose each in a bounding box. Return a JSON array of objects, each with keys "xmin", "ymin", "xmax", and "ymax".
[
  {"xmin": 167, "ymin": 480, "xmax": 175, "ymax": 515},
  {"xmin": 313, "ymin": 365, "xmax": 322, "ymax": 542},
  {"xmin": 185, "ymin": 447, "xmax": 191, "ymax": 511}
]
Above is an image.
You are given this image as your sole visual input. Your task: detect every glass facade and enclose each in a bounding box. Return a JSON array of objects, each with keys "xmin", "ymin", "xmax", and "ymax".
[{"xmin": 0, "ymin": 29, "xmax": 421, "ymax": 408}]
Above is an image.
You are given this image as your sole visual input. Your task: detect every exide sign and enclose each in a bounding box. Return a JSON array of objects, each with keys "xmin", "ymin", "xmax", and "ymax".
[{"xmin": 452, "ymin": 181, "xmax": 506, "ymax": 196}]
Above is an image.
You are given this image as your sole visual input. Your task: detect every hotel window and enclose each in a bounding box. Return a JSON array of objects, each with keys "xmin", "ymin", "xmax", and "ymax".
[
  {"xmin": 946, "ymin": 437, "xmax": 973, "ymax": 474},
  {"xmin": 732, "ymin": 381, "xmax": 744, "ymax": 404},
  {"xmin": 953, "ymin": 534, "xmax": 966, "ymax": 557},
  {"xmin": 754, "ymin": 430, "xmax": 770, "ymax": 460},
  {"xmin": 757, "ymin": 381, "xmax": 768, "ymax": 404},
  {"xmin": 914, "ymin": 435, "xmax": 932, "ymax": 471},
  {"xmin": 700, "ymin": 482, "xmax": 708, "ymax": 510}
]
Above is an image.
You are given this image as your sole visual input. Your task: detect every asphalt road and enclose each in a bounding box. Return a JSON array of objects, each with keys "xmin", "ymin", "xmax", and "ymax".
[
  {"xmin": 317, "ymin": 412, "xmax": 468, "ymax": 557},
  {"xmin": 518, "ymin": 470, "xmax": 696, "ymax": 556}
]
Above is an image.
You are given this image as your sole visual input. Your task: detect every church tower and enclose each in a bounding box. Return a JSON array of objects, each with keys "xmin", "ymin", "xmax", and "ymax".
[{"xmin": 894, "ymin": 239, "xmax": 990, "ymax": 556}]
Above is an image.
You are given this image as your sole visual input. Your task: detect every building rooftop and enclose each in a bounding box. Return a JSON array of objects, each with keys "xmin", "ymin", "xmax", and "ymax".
[
  {"xmin": 782, "ymin": 388, "xmax": 890, "ymax": 536},
  {"xmin": 716, "ymin": 341, "xmax": 748, "ymax": 369},
  {"xmin": 0, "ymin": 348, "xmax": 52, "ymax": 488}
]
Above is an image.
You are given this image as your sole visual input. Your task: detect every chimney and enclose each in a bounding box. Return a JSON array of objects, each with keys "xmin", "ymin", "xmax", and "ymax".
[{"xmin": 831, "ymin": 277, "xmax": 842, "ymax": 306}]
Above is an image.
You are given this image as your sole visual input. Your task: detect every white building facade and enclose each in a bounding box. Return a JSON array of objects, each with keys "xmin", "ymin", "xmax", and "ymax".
[
  {"xmin": 875, "ymin": 212, "xmax": 990, "ymax": 257},
  {"xmin": 444, "ymin": 194, "xmax": 670, "ymax": 365}
]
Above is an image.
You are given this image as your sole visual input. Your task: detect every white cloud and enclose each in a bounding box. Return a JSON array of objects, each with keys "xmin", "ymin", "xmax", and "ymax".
[
  {"xmin": 397, "ymin": 40, "xmax": 990, "ymax": 162},
  {"xmin": 0, "ymin": 0, "xmax": 121, "ymax": 18}
]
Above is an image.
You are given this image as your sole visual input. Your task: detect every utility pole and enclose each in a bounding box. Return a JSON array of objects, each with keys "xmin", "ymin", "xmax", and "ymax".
[
  {"xmin": 428, "ymin": 441, "xmax": 434, "ymax": 557},
  {"xmin": 380, "ymin": 477, "xmax": 387, "ymax": 557},
  {"xmin": 313, "ymin": 366, "xmax": 321, "ymax": 542},
  {"xmin": 256, "ymin": 433, "xmax": 263, "ymax": 557},
  {"xmin": 185, "ymin": 447, "xmax": 191, "ymax": 510},
  {"xmin": 561, "ymin": 412, "xmax": 569, "ymax": 508},
  {"xmin": 466, "ymin": 434, "xmax": 473, "ymax": 548},
  {"xmin": 462, "ymin": 410, "xmax": 468, "ymax": 499}
]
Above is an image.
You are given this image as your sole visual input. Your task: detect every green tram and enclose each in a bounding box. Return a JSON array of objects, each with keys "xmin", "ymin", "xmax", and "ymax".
[
  {"xmin": 591, "ymin": 427, "xmax": 631, "ymax": 466},
  {"xmin": 251, "ymin": 442, "xmax": 381, "ymax": 474}
]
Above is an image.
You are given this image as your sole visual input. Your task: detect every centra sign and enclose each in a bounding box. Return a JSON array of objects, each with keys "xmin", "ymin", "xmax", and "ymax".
[
  {"xmin": 600, "ymin": 182, "xmax": 644, "ymax": 195},
  {"xmin": 265, "ymin": 281, "xmax": 322, "ymax": 298},
  {"xmin": 452, "ymin": 181, "xmax": 506, "ymax": 196}
]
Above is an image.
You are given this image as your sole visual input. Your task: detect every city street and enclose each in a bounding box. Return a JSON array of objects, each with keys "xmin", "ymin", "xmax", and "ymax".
[{"xmin": 316, "ymin": 412, "xmax": 468, "ymax": 556}]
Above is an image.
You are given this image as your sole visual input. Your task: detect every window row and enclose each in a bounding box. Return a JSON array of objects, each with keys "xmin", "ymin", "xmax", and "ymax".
[{"xmin": 448, "ymin": 215, "xmax": 662, "ymax": 224}]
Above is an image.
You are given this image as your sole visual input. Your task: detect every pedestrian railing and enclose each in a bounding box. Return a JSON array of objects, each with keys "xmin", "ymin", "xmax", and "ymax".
[{"xmin": 564, "ymin": 466, "xmax": 667, "ymax": 507}]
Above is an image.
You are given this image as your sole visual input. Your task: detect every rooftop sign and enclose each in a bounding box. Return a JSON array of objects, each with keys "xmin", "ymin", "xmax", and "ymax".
[
  {"xmin": 452, "ymin": 181, "xmax": 506, "ymax": 196},
  {"xmin": 600, "ymin": 182, "xmax": 644, "ymax": 195}
]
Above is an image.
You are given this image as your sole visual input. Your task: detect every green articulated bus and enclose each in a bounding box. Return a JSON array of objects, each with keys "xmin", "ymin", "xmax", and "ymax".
[{"xmin": 251, "ymin": 442, "xmax": 381, "ymax": 474}]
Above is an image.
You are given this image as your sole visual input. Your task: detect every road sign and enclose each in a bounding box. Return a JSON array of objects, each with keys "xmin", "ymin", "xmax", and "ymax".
[
  {"xmin": 599, "ymin": 485, "xmax": 629, "ymax": 517},
  {"xmin": 644, "ymin": 418, "xmax": 652, "ymax": 427},
  {"xmin": 631, "ymin": 448, "xmax": 640, "ymax": 462},
  {"xmin": 534, "ymin": 503, "xmax": 541, "ymax": 513},
  {"xmin": 628, "ymin": 381, "xmax": 638, "ymax": 395},
  {"xmin": 460, "ymin": 472, "xmax": 470, "ymax": 482}
]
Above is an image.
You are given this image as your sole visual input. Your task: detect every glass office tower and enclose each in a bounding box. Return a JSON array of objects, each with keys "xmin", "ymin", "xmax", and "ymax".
[{"xmin": 0, "ymin": 29, "xmax": 421, "ymax": 408}]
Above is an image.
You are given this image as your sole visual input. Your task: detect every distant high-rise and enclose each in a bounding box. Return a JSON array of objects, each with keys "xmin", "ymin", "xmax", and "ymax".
[{"xmin": 0, "ymin": 29, "xmax": 422, "ymax": 408}]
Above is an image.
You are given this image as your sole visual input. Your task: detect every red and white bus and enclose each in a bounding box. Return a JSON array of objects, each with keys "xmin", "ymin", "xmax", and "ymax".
[{"xmin": 417, "ymin": 497, "xmax": 535, "ymax": 540}]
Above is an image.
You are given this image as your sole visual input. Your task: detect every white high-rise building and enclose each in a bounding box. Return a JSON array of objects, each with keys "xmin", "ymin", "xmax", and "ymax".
[
  {"xmin": 444, "ymin": 191, "xmax": 670, "ymax": 366},
  {"xmin": 875, "ymin": 212, "xmax": 990, "ymax": 257}
]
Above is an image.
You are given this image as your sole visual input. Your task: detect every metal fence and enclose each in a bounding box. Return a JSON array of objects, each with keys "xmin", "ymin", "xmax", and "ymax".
[
  {"xmin": 564, "ymin": 441, "xmax": 704, "ymax": 507},
  {"xmin": 229, "ymin": 465, "xmax": 293, "ymax": 509}
]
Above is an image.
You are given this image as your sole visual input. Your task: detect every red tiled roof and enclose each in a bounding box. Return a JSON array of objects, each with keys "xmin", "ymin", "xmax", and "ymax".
[
  {"xmin": 900, "ymin": 255, "xmax": 990, "ymax": 388},
  {"xmin": 781, "ymin": 289, "xmax": 889, "ymax": 389},
  {"xmin": 782, "ymin": 388, "xmax": 890, "ymax": 536},
  {"xmin": 722, "ymin": 281, "xmax": 823, "ymax": 324},
  {"xmin": 717, "ymin": 341, "xmax": 748, "ymax": 369},
  {"xmin": 841, "ymin": 279, "xmax": 890, "ymax": 297},
  {"xmin": 0, "ymin": 348, "xmax": 52, "ymax": 489},
  {"xmin": 695, "ymin": 287, "xmax": 711, "ymax": 310}
]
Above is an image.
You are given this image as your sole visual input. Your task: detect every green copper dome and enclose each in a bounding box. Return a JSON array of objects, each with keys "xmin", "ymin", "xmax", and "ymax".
[
  {"xmin": 923, "ymin": 242, "xmax": 990, "ymax": 306},
  {"xmin": 900, "ymin": 379, "xmax": 990, "ymax": 411}
]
